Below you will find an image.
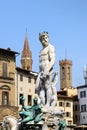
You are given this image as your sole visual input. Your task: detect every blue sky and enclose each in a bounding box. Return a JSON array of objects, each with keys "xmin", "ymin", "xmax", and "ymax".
[{"xmin": 0, "ymin": 0, "xmax": 87, "ymax": 90}]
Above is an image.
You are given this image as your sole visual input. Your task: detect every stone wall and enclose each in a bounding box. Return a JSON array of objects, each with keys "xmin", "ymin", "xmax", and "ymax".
[{"xmin": 0, "ymin": 106, "xmax": 19, "ymax": 123}]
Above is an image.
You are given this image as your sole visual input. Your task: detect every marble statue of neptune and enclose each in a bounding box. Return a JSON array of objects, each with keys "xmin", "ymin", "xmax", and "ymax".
[{"xmin": 36, "ymin": 32, "xmax": 58, "ymax": 108}]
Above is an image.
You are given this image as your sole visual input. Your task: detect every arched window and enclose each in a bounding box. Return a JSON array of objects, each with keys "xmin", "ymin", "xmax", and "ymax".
[
  {"xmin": 68, "ymin": 67, "xmax": 70, "ymax": 80},
  {"xmin": 2, "ymin": 92, "xmax": 9, "ymax": 105},
  {"xmin": 27, "ymin": 66, "xmax": 30, "ymax": 71}
]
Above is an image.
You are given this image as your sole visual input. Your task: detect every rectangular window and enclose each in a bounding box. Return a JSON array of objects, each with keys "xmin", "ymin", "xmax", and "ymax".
[
  {"xmin": 74, "ymin": 104, "xmax": 77, "ymax": 111},
  {"xmin": 28, "ymin": 77, "xmax": 31, "ymax": 83},
  {"xmin": 3, "ymin": 63, "xmax": 7, "ymax": 78},
  {"xmin": 66, "ymin": 112, "xmax": 71, "ymax": 117},
  {"xmin": 80, "ymin": 91, "xmax": 86, "ymax": 98},
  {"xmin": 59, "ymin": 102, "xmax": 64, "ymax": 106},
  {"xmin": 20, "ymin": 74, "xmax": 23, "ymax": 81},
  {"xmin": 68, "ymin": 120, "xmax": 72, "ymax": 125},
  {"xmin": 75, "ymin": 115, "xmax": 78, "ymax": 122},
  {"xmin": 28, "ymin": 95, "xmax": 32, "ymax": 106},
  {"xmin": 81, "ymin": 104, "xmax": 86, "ymax": 112},
  {"xmin": 74, "ymin": 104, "xmax": 79, "ymax": 111},
  {"xmin": 66, "ymin": 102, "xmax": 71, "ymax": 107},
  {"xmin": 19, "ymin": 94, "xmax": 23, "ymax": 105},
  {"xmin": 83, "ymin": 116, "xmax": 85, "ymax": 119}
]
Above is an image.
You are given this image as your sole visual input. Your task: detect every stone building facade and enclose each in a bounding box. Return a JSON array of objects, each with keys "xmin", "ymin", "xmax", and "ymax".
[
  {"xmin": 15, "ymin": 67, "xmax": 37, "ymax": 110},
  {"xmin": 73, "ymin": 95, "xmax": 80, "ymax": 125},
  {"xmin": 57, "ymin": 93, "xmax": 73, "ymax": 125},
  {"xmin": 0, "ymin": 48, "xmax": 19, "ymax": 123},
  {"xmin": 77, "ymin": 85, "xmax": 87, "ymax": 125},
  {"xmin": 0, "ymin": 33, "xmax": 38, "ymax": 124}
]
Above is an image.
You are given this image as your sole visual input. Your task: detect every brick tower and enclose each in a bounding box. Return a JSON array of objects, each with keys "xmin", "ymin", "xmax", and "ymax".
[
  {"xmin": 21, "ymin": 32, "xmax": 33, "ymax": 71},
  {"xmin": 59, "ymin": 59, "xmax": 72, "ymax": 90}
]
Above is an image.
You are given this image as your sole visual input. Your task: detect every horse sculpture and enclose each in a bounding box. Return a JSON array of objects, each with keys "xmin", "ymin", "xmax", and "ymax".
[{"xmin": 2, "ymin": 116, "xmax": 20, "ymax": 130}]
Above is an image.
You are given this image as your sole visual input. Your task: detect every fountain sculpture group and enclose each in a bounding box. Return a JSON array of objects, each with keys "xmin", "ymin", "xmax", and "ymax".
[{"xmin": 2, "ymin": 32, "xmax": 67, "ymax": 130}]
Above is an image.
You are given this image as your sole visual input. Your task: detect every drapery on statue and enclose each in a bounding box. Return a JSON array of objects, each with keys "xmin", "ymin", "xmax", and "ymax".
[
  {"xmin": 19, "ymin": 96, "xmax": 43, "ymax": 124},
  {"xmin": 36, "ymin": 32, "xmax": 58, "ymax": 108}
]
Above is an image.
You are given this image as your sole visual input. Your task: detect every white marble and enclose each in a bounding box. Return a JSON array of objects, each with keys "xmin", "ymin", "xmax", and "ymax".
[{"xmin": 36, "ymin": 32, "xmax": 58, "ymax": 108}]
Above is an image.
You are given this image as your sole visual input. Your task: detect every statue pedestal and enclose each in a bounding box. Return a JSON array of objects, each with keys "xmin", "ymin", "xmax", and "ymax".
[{"xmin": 41, "ymin": 106, "xmax": 66, "ymax": 130}]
